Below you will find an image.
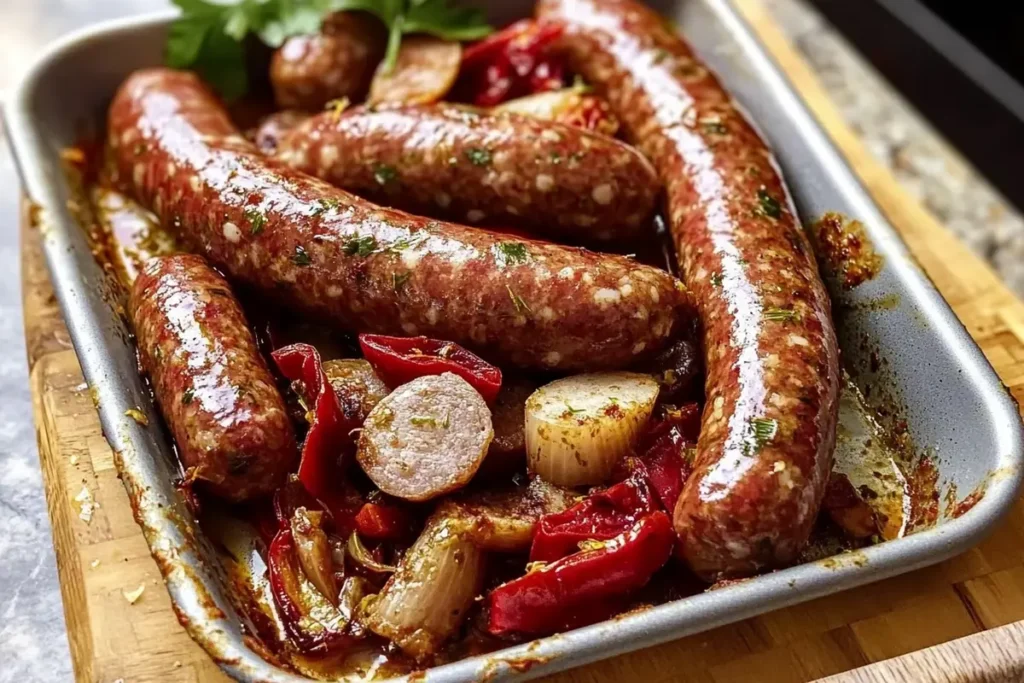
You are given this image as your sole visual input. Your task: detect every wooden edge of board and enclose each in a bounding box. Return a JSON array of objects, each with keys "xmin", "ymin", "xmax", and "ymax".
[
  {"xmin": 17, "ymin": 0, "xmax": 1024, "ymax": 681},
  {"xmin": 815, "ymin": 621, "xmax": 1024, "ymax": 683}
]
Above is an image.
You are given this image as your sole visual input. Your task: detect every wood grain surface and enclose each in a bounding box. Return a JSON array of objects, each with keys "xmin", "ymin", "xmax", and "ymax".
[{"xmin": 21, "ymin": 1, "xmax": 1024, "ymax": 682}]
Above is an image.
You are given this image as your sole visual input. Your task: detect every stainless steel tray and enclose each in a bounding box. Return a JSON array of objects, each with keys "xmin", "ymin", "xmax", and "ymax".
[{"xmin": 6, "ymin": 1, "xmax": 1023, "ymax": 681}]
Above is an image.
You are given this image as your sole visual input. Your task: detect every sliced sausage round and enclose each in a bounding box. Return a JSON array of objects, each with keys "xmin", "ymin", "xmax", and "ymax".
[{"xmin": 356, "ymin": 373, "xmax": 493, "ymax": 501}]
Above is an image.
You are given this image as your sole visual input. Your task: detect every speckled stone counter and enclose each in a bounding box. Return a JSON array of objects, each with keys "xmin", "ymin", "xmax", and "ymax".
[
  {"xmin": 765, "ymin": 0, "xmax": 1024, "ymax": 295},
  {"xmin": 1, "ymin": 1, "xmax": 1022, "ymax": 681}
]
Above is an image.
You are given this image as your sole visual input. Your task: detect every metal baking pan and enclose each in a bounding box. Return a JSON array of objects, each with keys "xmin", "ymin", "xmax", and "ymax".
[{"xmin": 6, "ymin": 0, "xmax": 1023, "ymax": 680}]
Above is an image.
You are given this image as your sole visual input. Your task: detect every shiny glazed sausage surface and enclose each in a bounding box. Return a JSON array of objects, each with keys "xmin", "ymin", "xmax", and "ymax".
[
  {"xmin": 108, "ymin": 68, "xmax": 686, "ymax": 372},
  {"xmin": 129, "ymin": 254, "xmax": 297, "ymax": 501},
  {"xmin": 276, "ymin": 103, "xmax": 660, "ymax": 242},
  {"xmin": 538, "ymin": 0, "xmax": 841, "ymax": 579}
]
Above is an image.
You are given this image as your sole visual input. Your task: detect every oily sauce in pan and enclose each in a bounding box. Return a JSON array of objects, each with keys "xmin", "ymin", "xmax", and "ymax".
[
  {"xmin": 55, "ymin": 2, "xmax": 972, "ymax": 678},
  {"xmin": 64, "ymin": 134, "xmax": 939, "ymax": 682}
]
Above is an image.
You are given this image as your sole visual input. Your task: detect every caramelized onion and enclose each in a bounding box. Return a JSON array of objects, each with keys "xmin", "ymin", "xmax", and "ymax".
[
  {"xmin": 346, "ymin": 532, "xmax": 398, "ymax": 574},
  {"xmin": 362, "ymin": 514, "xmax": 485, "ymax": 660},
  {"xmin": 290, "ymin": 507, "xmax": 339, "ymax": 605}
]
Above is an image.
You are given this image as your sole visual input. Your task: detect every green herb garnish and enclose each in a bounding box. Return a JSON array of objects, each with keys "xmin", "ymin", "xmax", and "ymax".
[
  {"xmin": 373, "ymin": 163, "xmax": 398, "ymax": 186},
  {"xmin": 700, "ymin": 119, "xmax": 727, "ymax": 135},
  {"xmin": 392, "ymin": 271, "xmax": 411, "ymax": 292},
  {"xmin": 564, "ymin": 402, "xmax": 585, "ymax": 415},
  {"xmin": 756, "ymin": 187, "xmax": 782, "ymax": 219},
  {"xmin": 311, "ymin": 198, "xmax": 340, "ymax": 217},
  {"xmin": 292, "ymin": 245, "xmax": 312, "ymax": 266},
  {"xmin": 571, "ymin": 74, "xmax": 593, "ymax": 94},
  {"xmin": 746, "ymin": 417, "xmax": 778, "ymax": 455},
  {"xmin": 166, "ymin": 0, "xmax": 493, "ymax": 100},
  {"xmin": 465, "ymin": 147, "xmax": 492, "ymax": 166},
  {"xmin": 245, "ymin": 208, "xmax": 266, "ymax": 235},
  {"xmin": 182, "ymin": 387, "xmax": 195, "ymax": 405},
  {"xmin": 410, "ymin": 416, "xmax": 438, "ymax": 427},
  {"xmin": 763, "ymin": 307, "xmax": 799, "ymax": 323},
  {"xmin": 343, "ymin": 234, "xmax": 378, "ymax": 257},
  {"xmin": 493, "ymin": 241, "xmax": 531, "ymax": 267},
  {"xmin": 710, "ymin": 272, "xmax": 723, "ymax": 288},
  {"xmin": 506, "ymin": 285, "xmax": 531, "ymax": 314}
]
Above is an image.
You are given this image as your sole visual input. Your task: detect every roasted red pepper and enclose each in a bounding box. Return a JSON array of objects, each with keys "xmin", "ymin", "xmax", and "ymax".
[
  {"xmin": 272, "ymin": 344, "xmax": 364, "ymax": 528},
  {"xmin": 630, "ymin": 403, "xmax": 700, "ymax": 513},
  {"xmin": 529, "ymin": 473, "xmax": 658, "ymax": 563},
  {"xmin": 488, "ymin": 512, "xmax": 675, "ymax": 637},
  {"xmin": 354, "ymin": 502, "xmax": 415, "ymax": 540},
  {"xmin": 459, "ymin": 19, "xmax": 566, "ymax": 106},
  {"xmin": 358, "ymin": 334, "xmax": 502, "ymax": 402},
  {"xmin": 268, "ymin": 528, "xmax": 353, "ymax": 654}
]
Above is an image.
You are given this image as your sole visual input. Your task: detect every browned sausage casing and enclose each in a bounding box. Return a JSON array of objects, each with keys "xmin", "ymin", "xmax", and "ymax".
[
  {"xmin": 538, "ymin": 0, "xmax": 841, "ymax": 579},
  {"xmin": 108, "ymin": 69, "xmax": 685, "ymax": 372},
  {"xmin": 130, "ymin": 254, "xmax": 296, "ymax": 501},
  {"xmin": 276, "ymin": 104, "xmax": 660, "ymax": 242},
  {"xmin": 270, "ymin": 12, "xmax": 386, "ymax": 111}
]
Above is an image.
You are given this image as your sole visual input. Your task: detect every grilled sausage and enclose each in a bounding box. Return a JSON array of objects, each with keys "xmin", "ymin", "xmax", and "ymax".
[
  {"xmin": 248, "ymin": 110, "xmax": 309, "ymax": 155},
  {"xmin": 270, "ymin": 12, "xmax": 386, "ymax": 111},
  {"xmin": 129, "ymin": 254, "xmax": 296, "ymax": 501},
  {"xmin": 275, "ymin": 104, "xmax": 659, "ymax": 242},
  {"xmin": 107, "ymin": 68, "xmax": 685, "ymax": 372},
  {"xmin": 538, "ymin": 0, "xmax": 841, "ymax": 579}
]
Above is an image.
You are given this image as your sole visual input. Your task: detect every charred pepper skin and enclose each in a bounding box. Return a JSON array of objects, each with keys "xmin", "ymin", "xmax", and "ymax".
[
  {"xmin": 129, "ymin": 254, "xmax": 297, "ymax": 501},
  {"xmin": 538, "ymin": 0, "xmax": 840, "ymax": 579},
  {"xmin": 108, "ymin": 68, "xmax": 686, "ymax": 372}
]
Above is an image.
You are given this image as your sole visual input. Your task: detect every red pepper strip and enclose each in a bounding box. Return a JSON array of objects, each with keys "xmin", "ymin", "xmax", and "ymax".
[
  {"xmin": 474, "ymin": 63, "xmax": 515, "ymax": 107},
  {"xmin": 354, "ymin": 502, "xmax": 414, "ymax": 540},
  {"xmin": 641, "ymin": 402, "xmax": 701, "ymax": 446},
  {"xmin": 272, "ymin": 344, "xmax": 364, "ymax": 528},
  {"xmin": 529, "ymin": 473, "xmax": 658, "ymax": 563},
  {"xmin": 461, "ymin": 19, "xmax": 538, "ymax": 68},
  {"xmin": 358, "ymin": 334, "xmax": 502, "ymax": 403},
  {"xmin": 460, "ymin": 19, "xmax": 566, "ymax": 106},
  {"xmin": 487, "ymin": 512, "xmax": 675, "ymax": 637},
  {"xmin": 268, "ymin": 528, "xmax": 353, "ymax": 655},
  {"xmin": 528, "ymin": 58, "xmax": 565, "ymax": 93}
]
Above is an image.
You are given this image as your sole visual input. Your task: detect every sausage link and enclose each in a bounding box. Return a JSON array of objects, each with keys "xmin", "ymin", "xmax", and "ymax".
[
  {"xmin": 248, "ymin": 110, "xmax": 309, "ymax": 155},
  {"xmin": 108, "ymin": 69, "xmax": 685, "ymax": 372},
  {"xmin": 276, "ymin": 104, "xmax": 660, "ymax": 242},
  {"xmin": 538, "ymin": 0, "xmax": 840, "ymax": 579},
  {"xmin": 270, "ymin": 12, "xmax": 386, "ymax": 111},
  {"xmin": 129, "ymin": 254, "xmax": 297, "ymax": 501}
]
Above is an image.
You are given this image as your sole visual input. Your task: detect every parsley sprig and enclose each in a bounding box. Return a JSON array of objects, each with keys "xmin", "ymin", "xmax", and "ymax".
[{"xmin": 166, "ymin": 0, "xmax": 492, "ymax": 100}]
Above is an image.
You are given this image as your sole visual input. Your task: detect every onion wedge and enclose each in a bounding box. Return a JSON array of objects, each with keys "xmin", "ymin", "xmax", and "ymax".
[
  {"xmin": 526, "ymin": 372, "xmax": 660, "ymax": 486},
  {"xmin": 368, "ymin": 36, "xmax": 462, "ymax": 106},
  {"xmin": 362, "ymin": 514, "xmax": 485, "ymax": 661},
  {"xmin": 290, "ymin": 507, "xmax": 339, "ymax": 605}
]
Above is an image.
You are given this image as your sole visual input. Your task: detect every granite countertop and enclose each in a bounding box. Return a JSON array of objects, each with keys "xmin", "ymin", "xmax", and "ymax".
[{"xmin": 1, "ymin": 0, "xmax": 1022, "ymax": 681}]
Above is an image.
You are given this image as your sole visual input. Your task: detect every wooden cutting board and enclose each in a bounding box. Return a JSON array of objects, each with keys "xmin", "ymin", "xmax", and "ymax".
[{"xmin": 23, "ymin": 1, "xmax": 1024, "ymax": 682}]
